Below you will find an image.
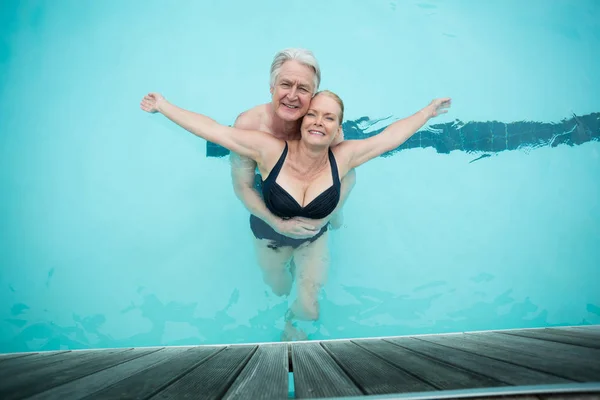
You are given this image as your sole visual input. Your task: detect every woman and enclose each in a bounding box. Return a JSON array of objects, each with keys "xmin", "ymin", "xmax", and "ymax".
[
  {"xmin": 140, "ymin": 90, "xmax": 451, "ymax": 340},
  {"xmin": 228, "ymin": 49, "xmax": 358, "ymax": 316}
]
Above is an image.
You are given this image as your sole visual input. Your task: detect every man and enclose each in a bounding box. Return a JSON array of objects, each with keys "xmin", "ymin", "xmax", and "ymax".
[{"xmin": 231, "ymin": 48, "xmax": 356, "ymax": 240}]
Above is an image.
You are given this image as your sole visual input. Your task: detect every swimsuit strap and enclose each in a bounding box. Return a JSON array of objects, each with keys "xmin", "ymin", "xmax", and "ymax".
[
  {"xmin": 264, "ymin": 141, "xmax": 288, "ymax": 185},
  {"xmin": 328, "ymin": 148, "xmax": 341, "ymax": 186}
]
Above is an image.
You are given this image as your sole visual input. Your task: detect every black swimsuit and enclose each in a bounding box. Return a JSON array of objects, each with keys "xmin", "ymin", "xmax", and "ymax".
[{"xmin": 250, "ymin": 142, "xmax": 341, "ymax": 249}]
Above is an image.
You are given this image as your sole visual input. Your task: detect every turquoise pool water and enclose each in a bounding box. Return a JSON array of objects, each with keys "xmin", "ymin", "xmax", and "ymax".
[{"xmin": 1, "ymin": 0, "xmax": 599, "ymax": 353}]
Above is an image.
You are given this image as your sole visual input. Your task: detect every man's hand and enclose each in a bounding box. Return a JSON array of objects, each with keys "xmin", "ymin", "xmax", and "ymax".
[
  {"xmin": 272, "ymin": 217, "xmax": 321, "ymax": 239},
  {"xmin": 295, "ymin": 216, "xmax": 330, "ymax": 230}
]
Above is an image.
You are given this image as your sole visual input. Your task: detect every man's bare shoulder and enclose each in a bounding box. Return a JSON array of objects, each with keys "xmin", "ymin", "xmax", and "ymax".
[{"xmin": 234, "ymin": 104, "xmax": 269, "ymax": 130}]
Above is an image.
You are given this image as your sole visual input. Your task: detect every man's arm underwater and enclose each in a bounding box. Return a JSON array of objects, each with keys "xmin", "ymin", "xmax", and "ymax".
[{"xmin": 229, "ymin": 112, "xmax": 320, "ymax": 239}]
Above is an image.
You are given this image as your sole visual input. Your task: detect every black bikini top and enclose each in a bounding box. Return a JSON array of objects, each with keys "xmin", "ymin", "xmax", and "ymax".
[{"xmin": 262, "ymin": 142, "xmax": 341, "ymax": 219}]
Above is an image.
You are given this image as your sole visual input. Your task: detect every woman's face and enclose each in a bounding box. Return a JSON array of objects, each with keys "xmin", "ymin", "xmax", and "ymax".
[{"xmin": 300, "ymin": 94, "xmax": 342, "ymax": 146}]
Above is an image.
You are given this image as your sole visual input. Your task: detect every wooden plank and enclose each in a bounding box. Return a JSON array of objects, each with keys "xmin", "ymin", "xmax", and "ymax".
[
  {"xmin": 0, "ymin": 350, "xmax": 72, "ymax": 377},
  {"xmin": 546, "ymin": 327, "xmax": 600, "ymax": 341},
  {"xmin": 0, "ymin": 348, "xmax": 127, "ymax": 393},
  {"xmin": 0, "ymin": 352, "xmax": 38, "ymax": 362},
  {"xmin": 291, "ymin": 342, "xmax": 362, "ymax": 398},
  {"xmin": 385, "ymin": 336, "xmax": 572, "ymax": 386},
  {"xmin": 569, "ymin": 325, "xmax": 600, "ymax": 332},
  {"xmin": 502, "ymin": 329, "xmax": 600, "ymax": 350},
  {"xmin": 488, "ymin": 397, "xmax": 540, "ymax": 400},
  {"xmin": 0, "ymin": 347, "xmax": 156, "ymax": 400},
  {"xmin": 322, "ymin": 340, "xmax": 436, "ymax": 395},
  {"xmin": 149, "ymin": 345, "xmax": 257, "ymax": 399},
  {"xmin": 353, "ymin": 338, "xmax": 505, "ymax": 390},
  {"xmin": 464, "ymin": 332, "xmax": 600, "ymax": 379},
  {"xmin": 474, "ymin": 331, "xmax": 600, "ymax": 360},
  {"xmin": 540, "ymin": 394, "xmax": 600, "ymax": 400},
  {"xmin": 470, "ymin": 397, "xmax": 539, "ymax": 400},
  {"xmin": 84, "ymin": 346, "xmax": 224, "ymax": 400},
  {"xmin": 223, "ymin": 344, "xmax": 288, "ymax": 400},
  {"xmin": 421, "ymin": 333, "xmax": 597, "ymax": 382},
  {"xmin": 28, "ymin": 347, "xmax": 193, "ymax": 400}
]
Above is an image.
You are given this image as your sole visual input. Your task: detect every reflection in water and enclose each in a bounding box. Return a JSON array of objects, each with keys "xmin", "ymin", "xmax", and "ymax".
[
  {"xmin": 471, "ymin": 273, "xmax": 494, "ymax": 283},
  {"xmin": 10, "ymin": 303, "xmax": 29, "ymax": 316},
  {"xmin": 45, "ymin": 268, "xmax": 55, "ymax": 288},
  {"xmin": 413, "ymin": 280, "xmax": 446, "ymax": 292},
  {"xmin": 1, "ymin": 275, "xmax": 597, "ymax": 353},
  {"xmin": 587, "ymin": 304, "xmax": 600, "ymax": 317}
]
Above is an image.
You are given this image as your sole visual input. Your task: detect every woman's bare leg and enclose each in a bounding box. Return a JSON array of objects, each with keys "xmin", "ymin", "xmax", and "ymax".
[
  {"xmin": 290, "ymin": 231, "xmax": 330, "ymax": 320},
  {"xmin": 281, "ymin": 232, "xmax": 330, "ymax": 340},
  {"xmin": 253, "ymin": 238, "xmax": 295, "ymax": 297}
]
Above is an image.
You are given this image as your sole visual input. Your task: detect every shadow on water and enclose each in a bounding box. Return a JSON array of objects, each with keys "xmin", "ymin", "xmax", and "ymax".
[{"xmin": 207, "ymin": 112, "xmax": 600, "ymax": 159}]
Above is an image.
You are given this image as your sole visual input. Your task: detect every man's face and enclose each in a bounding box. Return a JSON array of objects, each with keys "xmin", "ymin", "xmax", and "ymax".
[{"xmin": 270, "ymin": 60, "xmax": 315, "ymax": 122}]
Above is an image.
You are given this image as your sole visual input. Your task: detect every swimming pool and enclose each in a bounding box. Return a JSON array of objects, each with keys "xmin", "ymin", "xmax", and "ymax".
[{"xmin": 0, "ymin": 0, "xmax": 598, "ymax": 353}]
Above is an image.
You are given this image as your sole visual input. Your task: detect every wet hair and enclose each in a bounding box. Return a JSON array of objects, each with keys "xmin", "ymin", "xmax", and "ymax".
[
  {"xmin": 315, "ymin": 90, "xmax": 344, "ymax": 123},
  {"xmin": 270, "ymin": 48, "xmax": 321, "ymax": 92}
]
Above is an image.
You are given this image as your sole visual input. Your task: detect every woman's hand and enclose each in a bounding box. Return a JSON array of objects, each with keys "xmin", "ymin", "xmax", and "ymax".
[{"xmin": 140, "ymin": 93, "xmax": 166, "ymax": 113}]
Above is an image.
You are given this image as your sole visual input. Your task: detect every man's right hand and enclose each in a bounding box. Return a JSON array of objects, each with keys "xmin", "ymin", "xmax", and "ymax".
[{"xmin": 272, "ymin": 218, "xmax": 320, "ymax": 239}]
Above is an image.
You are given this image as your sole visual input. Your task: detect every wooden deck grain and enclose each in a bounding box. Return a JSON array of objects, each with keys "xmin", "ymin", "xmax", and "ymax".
[
  {"xmin": 459, "ymin": 332, "xmax": 600, "ymax": 380},
  {"xmin": 353, "ymin": 338, "xmax": 505, "ymax": 390},
  {"xmin": 573, "ymin": 325, "xmax": 600, "ymax": 332},
  {"xmin": 0, "ymin": 347, "xmax": 152, "ymax": 400},
  {"xmin": 28, "ymin": 347, "xmax": 192, "ymax": 400},
  {"xmin": 223, "ymin": 344, "xmax": 288, "ymax": 400},
  {"xmin": 0, "ymin": 350, "xmax": 71, "ymax": 377},
  {"xmin": 500, "ymin": 328, "xmax": 600, "ymax": 349},
  {"xmin": 546, "ymin": 327, "xmax": 600, "ymax": 341},
  {"xmin": 0, "ymin": 352, "xmax": 46, "ymax": 363},
  {"xmin": 385, "ymin": 336, "xmax": 573, "ymax": 385},
  {"xmin": 322, "ymin": 340, "xmax": 436, "ymax": 394},
  {"xmin": 291, "ymin": 342, "xmax": 362, "ymax": 398},
  {"xmin": 416, "ymin": 332, "xmax": 597, "ymax": 382},
  {"xmin": 0, "ymin": 325, "xmax": 598, "ymax": 400},
  {"xmin": 147, "ymin": 345, "xmax": 257, "ymax": 399}
]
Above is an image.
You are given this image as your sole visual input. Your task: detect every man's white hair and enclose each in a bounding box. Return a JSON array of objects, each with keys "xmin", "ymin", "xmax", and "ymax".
[{"xmin": 269, "ymin": 48, "xmax": 321, "ymax": 92}]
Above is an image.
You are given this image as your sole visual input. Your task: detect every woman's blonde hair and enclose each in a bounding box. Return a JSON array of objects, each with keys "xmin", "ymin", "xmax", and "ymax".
[{"xmin": 315, "ymin": 90, "xmax": 344, "ymax": 123}]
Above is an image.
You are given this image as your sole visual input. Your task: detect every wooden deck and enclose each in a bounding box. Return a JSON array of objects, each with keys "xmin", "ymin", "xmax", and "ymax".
[{"xmin": 0, "ymin": 325, "xmax": 598, "ymax": 400}]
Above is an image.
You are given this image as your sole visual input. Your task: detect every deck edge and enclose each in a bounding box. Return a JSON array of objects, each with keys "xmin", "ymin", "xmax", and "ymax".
[
  {"xmin": 1, "ymin": 324, "xmax": 598, "ymax": 356},
  {"xmin": 317, "ymin": 382, "xmax": 600, "ymax": 400}
]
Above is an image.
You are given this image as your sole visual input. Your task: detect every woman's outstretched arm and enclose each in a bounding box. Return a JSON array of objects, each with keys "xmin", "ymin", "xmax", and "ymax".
[
  {"xmin": 341, "ymin": 98, "xmax": 451, "ymax": 169},
  {"xmin": 140, "ymin": 93, "xmax": 279, "ymax": 162}
]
